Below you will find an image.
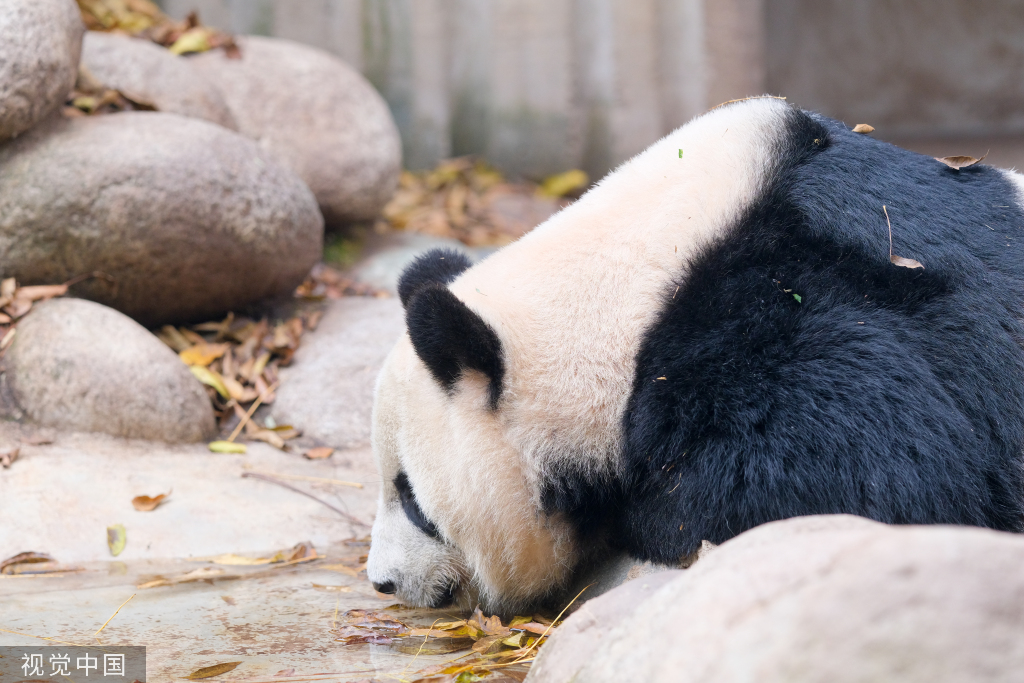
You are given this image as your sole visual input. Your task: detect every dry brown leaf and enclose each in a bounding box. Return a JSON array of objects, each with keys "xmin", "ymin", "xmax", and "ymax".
[
  {"xmin": 5, "ymin": 297, "xmax": 32, "ymax": 319},
  {"xmin": 0, "ymin": 551, "xmax": 54, "ymax": 574},
  {"xmin": 20, "ymin": 434, "xmax": 52, "ymax": 446},
  {"xmin": 16, "ymin": 284, "xmax": 69, "ymax": 301},
  {"xmin": 304, "ymin": 446, "xmax": 334, "ymax": 460},
  {"xmin": 851, "ymin": 123, "xmax": 874, "ymax": 134},
  {"xmin": 890, "ymin": 254, "xmax": 925, "ymax": 269},
  {"xmin": 936, "ymin": 152, "xmax": 989, "ymax": 170},
  {"xmin": 186, "ymin": 662, "xmax": 242, "ymax": 679},
  {"xmin": 250, "ymin": 429, "xmax": 285, "ymax": 449},
  {"xmin": 138, "ymin": 566, "xmax": 228, "ymax": 588},
  {"xmin": 132, "ymin": 491, "xmax": 170, "ymax": 511},
  {"xmin": 0, "ymin": 446, "xmax": 19, "ymax": 468}
]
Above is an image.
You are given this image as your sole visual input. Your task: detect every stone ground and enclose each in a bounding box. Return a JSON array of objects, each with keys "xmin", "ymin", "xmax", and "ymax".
[{"xmin": 0, "ymin": 294, "xmax": 473, "ymax": 682}]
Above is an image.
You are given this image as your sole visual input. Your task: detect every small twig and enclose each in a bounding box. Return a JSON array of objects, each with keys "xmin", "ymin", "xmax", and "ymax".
[
  {"xmin": 63, "ymin": 271, "xmax": 116, "ymax": 289},
  {"xmin": 95, "ymin": 593, "xmax": 136, "ymax": 637},
  {"xmin": 228, "ymin": 382, "xmax": 279, "ymax": 442},
  {"xmin": 243, "ymin": 469, "xmax": 363, "ymax": 489},
  {"xmin": 883, "ymin": 204, "xmax": 893, "ymax": 259},
  {"xmin": 241, "ymin": 472, "xmax": 368, "ymax": 527}
]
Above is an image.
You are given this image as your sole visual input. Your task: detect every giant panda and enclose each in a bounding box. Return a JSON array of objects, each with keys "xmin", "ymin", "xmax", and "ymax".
[{"xmin": 366, "ymin": 97, "xmax": 1024, "ymax": 614}]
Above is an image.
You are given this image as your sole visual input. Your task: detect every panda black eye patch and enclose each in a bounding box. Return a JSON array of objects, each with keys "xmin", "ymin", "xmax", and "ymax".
[{"xmin": 394, "ymin": 471, "xmax": 441, "ymax": 539}]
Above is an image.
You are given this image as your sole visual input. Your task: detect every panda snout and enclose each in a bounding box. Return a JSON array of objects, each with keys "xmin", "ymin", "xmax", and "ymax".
[
  {"xmin": 373, "ymin": 580, "xmax": 396, "ymax": 595},
  {"xmin": 430, "ymin": 582, "xmax": 458, "ymax": 609}
]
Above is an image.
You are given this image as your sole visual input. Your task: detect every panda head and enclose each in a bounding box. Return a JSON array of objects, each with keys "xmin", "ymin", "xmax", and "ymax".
[{"xmin": 367, "ymin": 248, "xmax": 580, "ymax": 613}]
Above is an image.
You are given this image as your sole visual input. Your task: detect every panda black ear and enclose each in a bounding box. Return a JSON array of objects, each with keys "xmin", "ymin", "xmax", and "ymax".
[
  {"xmin": 397, "ymin": 249, "xmax": 473, "ymax": 308},
  {"xmin": 406, "ymin": 284, "xmax": 505, "ymax": 410}
]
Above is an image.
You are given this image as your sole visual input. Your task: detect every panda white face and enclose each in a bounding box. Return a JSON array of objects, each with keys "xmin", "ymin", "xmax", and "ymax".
[{"xmin": 367, "ymin": 329, "xmax": 578, "ymax": 613}]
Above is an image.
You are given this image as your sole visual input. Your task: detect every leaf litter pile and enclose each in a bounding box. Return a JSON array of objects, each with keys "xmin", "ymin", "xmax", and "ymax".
[
  {"xmin": 378, "ymin": 157, "xmax": 588, "ymax": 247},
  {"xmin": 68, "ymin": 0, "xmax": 238, "ymax": 118},
  {"xmin": 335, "ymin": 605, "xmax": 567, "ymax": 683}
]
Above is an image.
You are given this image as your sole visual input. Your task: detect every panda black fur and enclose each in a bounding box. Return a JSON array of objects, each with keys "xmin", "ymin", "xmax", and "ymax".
[{"xmin": 368, "ymin": 98, "xmax": 1024, "ymax": 613}]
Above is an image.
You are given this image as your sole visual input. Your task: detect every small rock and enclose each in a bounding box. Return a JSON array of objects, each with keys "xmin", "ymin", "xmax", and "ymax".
[
  {"xmin": 529, "ymin": 515, "xmax": 1024, "ymax": 683},
  {"xmin": 0, "ymin": 0, "xmax": 84, "ymax": 141},
  {"xmin": 271, "ymin": 297, "xmax": 405, "ymax": 449},
  {"xmin": 191, "ymin": 36, "xmax": 402, "ymax": 227},
  {"xmin": 0, "ymin": 112, "xmax": 323, "ymax": 325},
  {"xmin": 3, "ymin": 298, "xmax": 215, "ymax": 443},
  {"xmin": 80, "ymin": 31, "xmax": 237, "ymax": 130}
]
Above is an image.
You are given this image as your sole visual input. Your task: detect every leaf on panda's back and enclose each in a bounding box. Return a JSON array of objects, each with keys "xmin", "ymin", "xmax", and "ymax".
[
  {"xmin": 890, "ymin": 254, "xmax": 924, "ymax": 269},
  {"xmin": 936, "ymin": 151, "xmax": 988, "ymax": 170}
]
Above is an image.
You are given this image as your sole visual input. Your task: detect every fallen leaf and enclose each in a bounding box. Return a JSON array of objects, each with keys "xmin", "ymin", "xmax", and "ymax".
[
  {"xmin": 274, "ymin": 669, "xmax": 295, "ymax": 677},
  {"xmin": 138, "ymin": 566, "xmax": 228, "ymax": 589},
  {"xmin": 180, "ymin": 342, "xmax": 230, "ymax": 367},
  {"xmin": 851, "ymin": 123, "xmax": 874, "ymax": 134},
  {"xmin": 107, "ymin": 524, "xmax": 127, "ymax": 557},
  {"xmin": 0, "ymin": 328, "xmax": 16, "ymax": 350},
  {"xmin": 251, "ymin": 429, "xmax": 285, "ymax": 449},
  {"xmin": 190, "ymin": 366, "xmax": 230, "ymax": 398},
  {"xmin": 0, "ymin": 278, "xmax": 15, "ymax": 299},
  {"xmin": 312, "ymin": 583, "xmax": 352, "ymax": 592},
  {"xmin": 0, "ymin": 551, "xmax": 54, "ymax": 574},
  {"xmin": 157, "ymin": 325, "xmax": 193, "ymax": 352},
  {"xmin": 890, "ymin": 254, "xmax": 925, "ymax": 269},
  {"xmin": 936, "ymin": 152, "xmax": 988, "ymax": 170},
  {"xmin": 185, "ymin": 662, "xmax": 242, "ymax": 679},
  {"xmin": 169, "ymin": 26, "xmax": 213, "ymax": 55},
  {"xmin": 0, "ymin": 446, "xmax": 19, "ymax": 468},
  {"xmin": 208, "ymin": 440, "xmax": 247, "ymax": 454},
  {"xmin": 221, "ymin": 595, "xmax": 236, "ymax": 605},
  {"xmin": 16, "ymin": 284, "xmax": 68, "ymax": 301},
  {"xmin": 304, "ymin": 447, "xmax": 334, "ymax": 460},
  {"xmin": 204, "ymin": 554, "xmax": 274, "ymax": 566},
  {"xmin": 538, "ymin": 169, "xmax": 588, "ymax": 198},
  {"xmin": 20, "ymin": 435, "xmax": 52, "ymax": 446},
  {"xmin": 131, "ymin": 491, "xmax": 170, "ymax": 511},
  {"xmin": 4, "ymin": 297, "xmax": 31, "ymax": 319}
]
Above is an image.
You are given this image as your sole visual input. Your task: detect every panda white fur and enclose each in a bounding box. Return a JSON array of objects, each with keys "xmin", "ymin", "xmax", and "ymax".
[{"xmin": 367, "ymin": 97, "xmax": 1024, "ymax": 613}]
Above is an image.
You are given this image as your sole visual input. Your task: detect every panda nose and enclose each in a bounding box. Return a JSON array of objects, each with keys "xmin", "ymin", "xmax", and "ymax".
[{"xmin": 373, "ymin": 581, "xmax": 396, "ymax": 595}]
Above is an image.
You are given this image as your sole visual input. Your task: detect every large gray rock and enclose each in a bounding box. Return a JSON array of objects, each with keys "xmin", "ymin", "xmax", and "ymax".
[
  {"xmin": 3, "ymin": 298, "xmax": 215, "ymax": 442},
  {"xmin": 528, "ymin": 515, "xmax": 1024, "ymax": 683},
  {"xmin": 191, "ymin": 36, "xmax": 402, "ymax": 228},
  {"xmin": 0, "ymin": 0, "xmax": 84, "ymax": 141},
  {"xmin": 81, "ymin": 31, "xmax": 237, "ymax": 130},
  {"xmin": 271, "ymin": 297, "xmax": 405, "ymax": 449},
  {"xmin": 0, "ymin": 112, "xmax": 323, "ymax": 326}
]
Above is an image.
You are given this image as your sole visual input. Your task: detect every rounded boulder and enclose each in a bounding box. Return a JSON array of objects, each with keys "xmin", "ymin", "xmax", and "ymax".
[
  {"xmin": 5, "ymin": 298, "xmax": 215, "ymax": 443},
  {"xmin": 0, "ymin": 112, "xmax": 324, "ymax": 326},
  {"xmin": 0, "ymin": 0, "xmax": 84, "ymax": 140},
  {"xmin": 191, "ymin": 36, "xmax": 402, "ymax": 227},
  {"xmin": 529, "ymin": 515, "xmax": 1024, "ymax": 683},
  {"xmin": 81, "ymin": 31, "xmax": 237, "ymax": 130}
]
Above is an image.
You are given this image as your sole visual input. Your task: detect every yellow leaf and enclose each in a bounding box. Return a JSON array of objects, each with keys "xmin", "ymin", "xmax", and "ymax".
[
  {"xmin": 851, "ymin": 123, "xmax": 874, "ymax": 134},
  {"xmin": 186, "ymin": 662, "xmax": 242, "ymax": 679},
  {"xmin": 190, "ymin": 366, "xmax": 230, "ymax": 398},
  {"xmin": 312, "ymin": 583, "xmax": 352, "ymax": 592},
  {"xmin": 169, "ymin": 27, "xmax": 212, "ymax": 55},
  {"xmin": 208, "ymin": 440, "xmax": 247, "ymax": 454},
  {"xmin": 107, "ymin": 524, "xmax": 126, "ymax": 557},
  {"xmin": 538, "ymin": 169, "xmax": 588, "ymax": 198},
  {"xmin": 180, "ymin": 342, "xmax": 229, "ymax": 367}
]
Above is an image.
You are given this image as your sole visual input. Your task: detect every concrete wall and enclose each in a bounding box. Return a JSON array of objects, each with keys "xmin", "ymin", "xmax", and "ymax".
[
  {"xmin": 766, "ymin": 0, "xmax": 1024, "ymax": 139},
  {"xmin": 161, "ymin": 0, "xmax": 765, "ymax": 177},
  {"xmin": 161, "ymin": 0, "xmax": 1024, "ymax": 174}
]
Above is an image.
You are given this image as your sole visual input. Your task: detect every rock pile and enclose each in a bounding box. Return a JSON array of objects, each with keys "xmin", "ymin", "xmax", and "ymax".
[{"xmin": 0, "ymin": 0, "xmax": 403, "ymax": 440}]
